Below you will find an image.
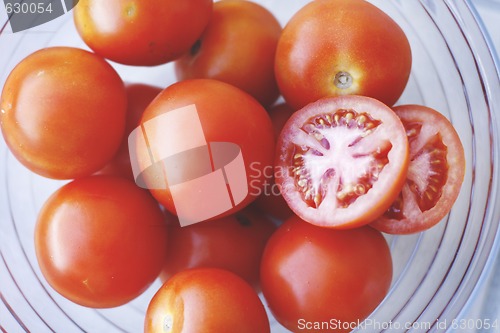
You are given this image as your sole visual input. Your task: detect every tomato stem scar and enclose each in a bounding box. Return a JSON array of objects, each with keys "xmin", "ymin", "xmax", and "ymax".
[{"xmin": 334, "ymin": 71, "xmax": 353, "ymax": 89}]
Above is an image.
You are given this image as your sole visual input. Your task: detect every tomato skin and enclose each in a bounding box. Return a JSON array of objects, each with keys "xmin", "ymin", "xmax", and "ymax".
[
  {"xmin": 145, "ymin": 268, "xmax": 270, "ymax": 333},
  {"xmin": 175, "ymin": 0, "xmax": 282, "ymax": 107},
  {"xmin": 254, "ymin": 103, "xmax": 295, "ymax": 221},
  {"xmin": 275, "ymin": 95, "xmax": 409, "ymax": 229},
  {"xmin": 160, "ymin": 207, "xmax": 276, "ymax": 289},
  {"xmin": 260, "ymin": 215, "xmax": 392, "ymax": 333},
  {"xmin": 268, "ymin": 103, "xmax": 297, "ymax": 140},
  {"xmin": 0, "ymin": 47, "xmax": 126, "ymax": 179},
  {"xmin": 135, "ymin": 79, "xmax": 275, "ymax": 220},
  {"xmin": 275, "ymin": 0, "xmax": 412, "ymax": 110},
  {"xmin": 35, "ymin": 176, "xmax": 168, "ymax": 308},
  {"xmin": 74, "ymin": 0, "xmax": 213, "ymax": 66},
  {"xmin": 97, "ymin": 84, "xmax": 162, "ymax": 179},
  {"xmin": 371, "ymin": 105, "xmax": 466, "ymax": 234}
]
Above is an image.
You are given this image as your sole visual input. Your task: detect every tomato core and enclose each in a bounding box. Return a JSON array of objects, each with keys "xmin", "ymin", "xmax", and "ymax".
[{"xmin": 288, "ymin": 108, "xmax": 391, "ymax": 209}]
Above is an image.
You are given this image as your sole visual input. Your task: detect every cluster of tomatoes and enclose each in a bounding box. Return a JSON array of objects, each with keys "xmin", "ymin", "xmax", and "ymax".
[{"xmin": 0, "ymin": 0, "xmax": 466, "ymax": 332}]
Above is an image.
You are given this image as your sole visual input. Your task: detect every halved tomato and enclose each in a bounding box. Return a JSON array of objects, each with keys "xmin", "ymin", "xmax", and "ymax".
[
  {"xmin": 275, "ymin": 95, "xmax": 409, "ymax": 228},
  {"xmin": 370, "ymin": 105, "xmax": 465, "ymax": 234}
]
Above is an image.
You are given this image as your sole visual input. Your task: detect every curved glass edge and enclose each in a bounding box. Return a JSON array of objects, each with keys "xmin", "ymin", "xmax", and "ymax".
[
  {"xmin": 453, "ymin": 0, "xmax": 500, "ymax": 331},
  {"xmin": 0, "ymin": 1, "xmax": 499, "ymax": 332}
]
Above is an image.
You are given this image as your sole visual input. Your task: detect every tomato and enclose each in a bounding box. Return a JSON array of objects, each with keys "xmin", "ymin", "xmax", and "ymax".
[
  {"xmin": 145, "ymin": 268, "xmax": 270, "ymax": 333},
  {"xmin": 252, "ymin": 182, "xmax": 293, "ymax": 221},
  {"xmin": 174, "ymin": 0, "xmax": 282, "ymax": 107},
  {"xmin": 160, "ymin": 207, "xmax": 276, "ymax": 289},
  {"xmin": 254, "ymin": 103, "xmax": 295, "ymax": 221},
  {"xmin": 275, "ymin": 0, "xmax": 412, "ymax": 110},
  {"xmin": 74, "ymin": 0, "xmax": 213, "ymax": 66},
  {"xmin": 97, "ymin": 83, "xmax": 162, "ymax": 179},
  {"xmin": 371, "ymin": 105, "xmax": 465, "ymax": 234},
  {"xmin": 131, "ymin": 79, "xmax": 275, "ymax": 223},
  {"xmin": 275, "ymin": 95, "xmax": 409, "ymax": 228},
  {"xmin": 268, "ymin": 103, "xmax": 297, "ymax": 140},
  {"xmin": 0, "ymin": 47, "xmax": 127, "ymax": 179},
  {"xmin": 35, "ymin": 176, "xmax": 168, "ymax": 308},
  {"xmin": 260, "ymin": 215, "xmax": 393, "ymax": 333}
]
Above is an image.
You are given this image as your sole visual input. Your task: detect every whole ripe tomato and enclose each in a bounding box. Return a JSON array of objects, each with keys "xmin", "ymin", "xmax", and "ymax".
[
  {"xmin": 97, "ymin": 83, "xmax": 162, "ymax": 179},
  {"xmin": 74, "ymin": 0, "xmax": 213, "ymax": 66},
  {"xmin": 275, "ymin": 95, "xmax": 409, "ymax": 228},
  {"xmin": 145, "ymin": 268, "xmax": 270, "ymax": 333},
  {"xmin": 175, "ymin": 0, "xmax": 282, "ymax": 107},
  {"xmin": 0, "ymin": 47, "xmax": 127, "ymax": 179},
  {"xmin": 132, "ymin": 79, "xmax": 275, "ymax": 222},
  {"xmin": 160, "ymin": 207, "xmax": 276, "ymax": 289},
  {"xmin": 254, "ymin": 103, "xmax": 296, "ymax": 221},
  {"xmin": 260, "ymin": 215, "xmax": 393, "ymax": 333},
  {"xmin": 275, "ymin": 0, "xmax": 412, "ymax": 110},
  {"xmin": 35, "ymin": 176, "xmax": 168, "ymax": 308},
  {"xmin": 371, "ymin": 105, "xmax": 465, "ymax": 234}
]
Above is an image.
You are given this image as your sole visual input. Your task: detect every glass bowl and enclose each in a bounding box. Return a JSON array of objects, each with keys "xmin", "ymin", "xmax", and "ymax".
[{"xmin": 1, "ymin": 0, "xmax": 499, "ymax": 332}]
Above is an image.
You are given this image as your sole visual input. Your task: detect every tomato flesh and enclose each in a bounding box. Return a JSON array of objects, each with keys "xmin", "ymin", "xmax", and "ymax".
[
  {"xmin": 371, "ymin": 105, "xmax": 465, "ymax": 234},
  {"xmin": 291, "ymin": 108, "xmax": 390, "ymax": 209},
  {"xmin": 276, "ymin": 95, "xmax": 409, "ymax": 228}
]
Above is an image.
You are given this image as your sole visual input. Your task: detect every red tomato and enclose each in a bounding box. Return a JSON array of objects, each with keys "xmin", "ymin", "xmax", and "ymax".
[
  {"xmin": 260, "ymin": 215, "xmax": 393, "ymax": 333},
  {"xmin": 74, "ymin": 0, "xmax": 213, "ymax": 66},
  {"xmin": 371, "ymin": 105, "xmax": 465, "ymax": 234},
  {"xmin": 160, "ymin": 207, "xmax": 276, "ymax": 289},
  {"xmin": 252, "ymin": 183, "xmax": 293, "ymax": 221},
  {"xmin": 275, "ymin": 95, "xmax": 409, "ymax": 228},
  {"xmin": 133, "ymin": 79, "xmax": 275, "ymax": 222},
  {"xmin": 268, "ymin": 103, "xmax": 297, "ymax": 140},
  {"xmin": 0, "ymin": 47, "xmax": 126, "ymax": 179},
  {"xmin": 175, "ymin": 0, "xmax": 282, "ymax": 107},
  {"xmin": 145, "ymin": 268, "xmax": 270, "ymax": 333},
  {"xmin": 254, "ymin": 103, "xmax": 296, "ymax": 221},
  {"xmin": 35, "ymin": 176, "xmax": 168, "ymax": 308},
  {"xmin": 97, "ymin": 83, "xmax": 162, "ymax": 179},
  {"xmin": 275, "ymin": 0, "xmax": 412, "ymax": 110}
]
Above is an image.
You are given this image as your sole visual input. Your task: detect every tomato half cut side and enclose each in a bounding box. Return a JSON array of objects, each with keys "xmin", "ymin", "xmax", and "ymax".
[
  {"xmin": 371, "ymin": 105, "xmax": 466, "ymax": 234},
  {"xmin": 275, "ymin": 95, "xmax": 409, "ymax": 229}
]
